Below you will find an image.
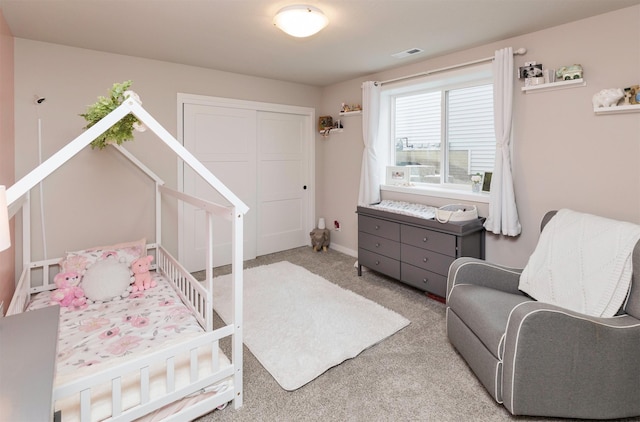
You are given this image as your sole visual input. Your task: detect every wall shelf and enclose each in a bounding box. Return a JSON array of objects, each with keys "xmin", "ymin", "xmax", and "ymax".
[
  {"xmin": 339, "ymin": 110, "xmax": 362, "ymax": 116},
  {"xmin": 319, "ymin": 128, "xmax": 343, "ymax": 135},
  {"xmin": 521, "ymin": 78, "xmax": 586, "ymax": 93},
  {"xmin": 593, "ymin": 104, "xmax": 640, "ymax": 115}
]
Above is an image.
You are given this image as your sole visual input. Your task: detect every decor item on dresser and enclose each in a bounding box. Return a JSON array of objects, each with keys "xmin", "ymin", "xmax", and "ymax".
[
  {"xmin": 435, "ymin": 204, "xmax": 478, "ymax": 223},
  {"xmin": 482, "ymin": 171, "xmax": 492, "ymax": 192},
  {"xmin": 446, "ymin": 210, "xmax": 640, "ymax": 419},
  {"xmin": 357, "ymin": 200, "xmax": 484, "ymax": 299},
  {"xmin": 386, "ymin": 166, "xmax": 410, "ymax": 186},
  {"xmin": 471, "ymin": 173, "xmax": 482, "ymax": 192}
]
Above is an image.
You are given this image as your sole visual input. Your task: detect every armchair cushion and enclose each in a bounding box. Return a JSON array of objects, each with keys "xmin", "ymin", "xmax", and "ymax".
[{"xmin": 447, "ymin": 284, "xmax": 530, "ymax": 358}]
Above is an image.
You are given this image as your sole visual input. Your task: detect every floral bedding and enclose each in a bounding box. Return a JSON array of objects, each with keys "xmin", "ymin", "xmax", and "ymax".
[{"xmin": 27, "ymin": 271, "xmax": 205, "ymax": 378}]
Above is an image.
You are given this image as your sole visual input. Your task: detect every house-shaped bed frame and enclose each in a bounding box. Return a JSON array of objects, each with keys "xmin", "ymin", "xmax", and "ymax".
[{"xmin": 5, "ymin": 95, "xmax": 247, "ymax": 420}]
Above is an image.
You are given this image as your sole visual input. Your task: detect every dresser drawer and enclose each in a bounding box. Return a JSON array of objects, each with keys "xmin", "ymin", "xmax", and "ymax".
[
  {"xmin": 359, "ymin": 215, "xmax": 400, "ymax": 241},
  {"xmin": 359, "ymin": 232, "xmax": 400, "ymax": 260},
  {"xmin": 401, "ymin": 225, "xmax": 456, "ymax": 256},
  {"xmin": 401, "ymin": 263, "xmax": 447, "ymax": 297},
  {"xmin": 359, "ymin": 249, "xmax": 400, "ymax": 279},
  {"xmin": 401, "ymin": 243, "xmax": 455, "ymax": 276}
]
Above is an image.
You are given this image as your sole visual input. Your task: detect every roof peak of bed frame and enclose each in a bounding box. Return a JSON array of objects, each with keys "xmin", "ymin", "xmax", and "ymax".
[{"xmin": 6, "ymin": 98, "xmax": 249, "ymax": 217}]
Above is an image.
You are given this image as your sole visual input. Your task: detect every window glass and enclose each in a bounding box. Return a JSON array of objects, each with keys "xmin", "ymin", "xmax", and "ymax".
[{"xmin": 388, "ymin": 68, "xmax": 495, "ymax": 189}]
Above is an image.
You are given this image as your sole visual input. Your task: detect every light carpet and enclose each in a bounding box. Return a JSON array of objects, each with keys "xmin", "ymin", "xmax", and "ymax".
[{"xmin": 212, "ymin": 261, "xmax": 410, "ymax": 391}]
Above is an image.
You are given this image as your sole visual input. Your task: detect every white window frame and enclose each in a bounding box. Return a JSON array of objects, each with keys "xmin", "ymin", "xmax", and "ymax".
[{"xmin": 379, "ymin": 63, "xmax": 493, "ymax": 203}]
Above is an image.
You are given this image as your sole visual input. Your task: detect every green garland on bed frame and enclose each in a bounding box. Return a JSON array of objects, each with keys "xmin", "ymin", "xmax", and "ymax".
[{"xmin": 80, "ymin": 80, "xmax": 141, "ymax": 150}]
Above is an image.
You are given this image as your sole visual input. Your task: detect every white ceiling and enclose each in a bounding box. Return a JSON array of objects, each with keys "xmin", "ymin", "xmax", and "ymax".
[{"xmin": 1, "ymin": 0, "xmax": 638, "ymax": 87}]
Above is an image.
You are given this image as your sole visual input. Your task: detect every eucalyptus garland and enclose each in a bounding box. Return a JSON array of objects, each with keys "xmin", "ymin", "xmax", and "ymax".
[{"xmin": 80, "ymin": 80, "xmax": 142, "ymax": 150}]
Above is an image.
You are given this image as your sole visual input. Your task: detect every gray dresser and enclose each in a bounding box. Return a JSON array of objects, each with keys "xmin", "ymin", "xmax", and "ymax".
[{"xmin": 357, "ymin": 206, "xmax": 485, "ymax": 298}]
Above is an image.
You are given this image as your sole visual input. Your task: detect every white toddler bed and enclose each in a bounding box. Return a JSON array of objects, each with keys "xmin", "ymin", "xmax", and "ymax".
[
  {"xmin": 9, "ymin": 242, "xmax": 238, "ymax": 421},
  {"xmin": 5, "ymin": 97, "xmax": 247, "ymax": 421},
  {"xmin": 27, "ymin": 262, "xmax": 230, "ymax": 421}
]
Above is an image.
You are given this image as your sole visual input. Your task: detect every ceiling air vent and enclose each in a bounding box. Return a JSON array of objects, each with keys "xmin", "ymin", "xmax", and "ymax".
[{"xmin": 391, "ymin": 48, "xmax": 424, "ymax": 59}]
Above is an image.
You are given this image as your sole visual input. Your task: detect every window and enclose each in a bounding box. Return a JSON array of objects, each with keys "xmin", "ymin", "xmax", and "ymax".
[{"xmin": 385, "ymin": 65, "xmax": 495, "ymax": 189}]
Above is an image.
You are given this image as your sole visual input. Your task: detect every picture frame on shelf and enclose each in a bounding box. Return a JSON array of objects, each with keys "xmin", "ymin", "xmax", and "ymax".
[
  {"xmin": 518, "ymin": 64, "xmax": 543, "ymax": 79},
  {"xmin": 318, "ymin": 115, "xmax": 333, "ymax": 132},
  {"xmin": 386, "ymin": 166, "xmax": 410, "ymax": 186},
  {"xmin": 482, "ymin": 172, "xmax": 492, "ymax": 192}
]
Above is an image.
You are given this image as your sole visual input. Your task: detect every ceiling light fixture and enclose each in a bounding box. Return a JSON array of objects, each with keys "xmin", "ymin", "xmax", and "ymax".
[{"xmin": 273, "ymin": 4, "xmax": 328, "ymax": 38}]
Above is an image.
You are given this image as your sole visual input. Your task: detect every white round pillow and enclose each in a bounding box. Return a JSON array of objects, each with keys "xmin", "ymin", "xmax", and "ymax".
[{"xmin": 82, "ymin": 258, "xmax": 131, "ymax": 302}]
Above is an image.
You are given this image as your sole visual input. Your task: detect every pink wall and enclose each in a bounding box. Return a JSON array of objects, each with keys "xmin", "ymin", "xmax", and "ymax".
[{"xmin": 0, "ymin": 9, "xmax": 15, "ymax": 313}]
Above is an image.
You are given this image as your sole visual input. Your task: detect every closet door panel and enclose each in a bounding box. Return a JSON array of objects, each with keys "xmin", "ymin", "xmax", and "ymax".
[
  {"xmin": 181, "ymin": 99, "xmax": 313, "ymax": 272},
  {"xmin": 183, "ymin": 104, "xmax": 257, "ymax": 272},
  {"xmin": 257, "ymin": 111, "xmax": 309, "ymax": 256}
]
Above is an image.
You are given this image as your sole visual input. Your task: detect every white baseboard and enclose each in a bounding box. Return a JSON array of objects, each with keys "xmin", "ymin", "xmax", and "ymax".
[{"xmin": 328, "ymin": 243, "xmax": 357, "ymax": 257}]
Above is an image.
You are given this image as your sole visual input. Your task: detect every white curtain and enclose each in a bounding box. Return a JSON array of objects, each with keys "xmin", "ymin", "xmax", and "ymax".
[
  {"xmin": 484, "ymin": 47, "xmax": 522, "ymax": 236},
  {"xmin": 358, "ymin": 81, "xmax": 382, "ymax": 206}
]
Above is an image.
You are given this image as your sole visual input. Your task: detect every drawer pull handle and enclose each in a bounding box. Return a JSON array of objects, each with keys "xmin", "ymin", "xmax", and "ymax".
[
  {"xmin": 422, "ymin": 278, "xmax": 428, "ymax": 284},
  {"xmin": 423, "ymin": 257, "xmax": 428, "ymax": 263},
  {"xmin": 375, "ymin": 243, "xmax": 381, "ymax": 248},
  {"xmin": 423, "ymin": 237, "xmax": 428, "ymax": 242},
  {"xmin": 375, "ymin": 260, "xmax": 380, "ymax": 265},
  {"xmin": 375, "ymin": 225, "xmax": 380, "ymax": 230}
]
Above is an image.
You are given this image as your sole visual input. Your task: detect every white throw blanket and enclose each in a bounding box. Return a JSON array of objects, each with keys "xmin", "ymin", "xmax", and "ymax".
[{"xmin": 519, "ymin": 209, "xmax": 640, "ymax": 317}]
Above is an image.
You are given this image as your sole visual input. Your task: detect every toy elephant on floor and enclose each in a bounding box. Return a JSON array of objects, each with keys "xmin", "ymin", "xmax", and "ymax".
[{"xmin": 310, "ymin": 228, "xmax": 330, "ymax": 252}]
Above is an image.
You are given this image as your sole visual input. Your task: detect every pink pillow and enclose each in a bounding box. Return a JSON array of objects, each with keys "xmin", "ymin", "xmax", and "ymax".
[{"xmin": 59, "ymin": 238, "xmax": 146, "ymax": 274}]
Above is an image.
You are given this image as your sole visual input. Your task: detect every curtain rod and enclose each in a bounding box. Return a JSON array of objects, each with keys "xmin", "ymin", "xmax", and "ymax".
[{"xmin": 379, "ymin": 47, "xmax": 527, "ymax": 85}]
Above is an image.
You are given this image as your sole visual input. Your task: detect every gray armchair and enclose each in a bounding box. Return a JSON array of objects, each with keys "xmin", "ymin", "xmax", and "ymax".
[{"xmin": 446, "ymin": 211, "xmax": 640, "ymax": 419}]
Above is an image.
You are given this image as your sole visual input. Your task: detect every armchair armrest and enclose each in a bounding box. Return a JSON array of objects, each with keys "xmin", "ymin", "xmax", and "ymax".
[
  {"xmin": 446, "ymin": 257, "xmax": 523, "ymax": 302},
  {"xmin": 502, "ymin": 301, "xmax": 640, "ymax": 419}
]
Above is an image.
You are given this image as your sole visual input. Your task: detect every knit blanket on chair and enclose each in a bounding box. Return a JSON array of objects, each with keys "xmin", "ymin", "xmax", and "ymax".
[{"xmin": 519, "ymin": 209, "xmax": 640, "ymax": 317}]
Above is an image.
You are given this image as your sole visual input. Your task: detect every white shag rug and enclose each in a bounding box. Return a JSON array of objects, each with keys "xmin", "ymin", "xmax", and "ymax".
[{"xmin": 212, "ymin": 261, "xmax": 410, "ymax": 391}]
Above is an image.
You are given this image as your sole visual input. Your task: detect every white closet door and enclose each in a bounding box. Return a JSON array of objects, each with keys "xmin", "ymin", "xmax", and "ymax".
[
  {"xmin": 182, "ymin": 104, "xmax": 257, "ymax": 272},
  {"xmin": 257, "ymin": 111, "xmax": 309, "ymax": 256}
]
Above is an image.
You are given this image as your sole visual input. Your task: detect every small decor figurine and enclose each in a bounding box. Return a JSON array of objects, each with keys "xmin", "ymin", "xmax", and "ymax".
[
  {"xmin": 627, "ymin": 85, "xmax": 640, "ymax": 105},
  {"xmin": 592, "ymin": 88, "xmax": 624, "ymax": 108},
  {"xmin": 555, "ymin": 64, "xmax": 583, "ymax": 81},
  {"xmin": 471, "ymin": 173, "xmax": 482, "ymax": 193},
  {"xmin": 310, "ymin": 228, "xmax": 330, "ymax": 252},
  {"xmin": 340, "ymin": 103, "xmax": 362, "ymax": 113}
]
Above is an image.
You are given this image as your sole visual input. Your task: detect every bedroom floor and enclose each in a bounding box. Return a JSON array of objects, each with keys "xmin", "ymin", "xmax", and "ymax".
[{"xmin": 193, "ymin": 247, "xmax": 639, "ymax": 422}]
